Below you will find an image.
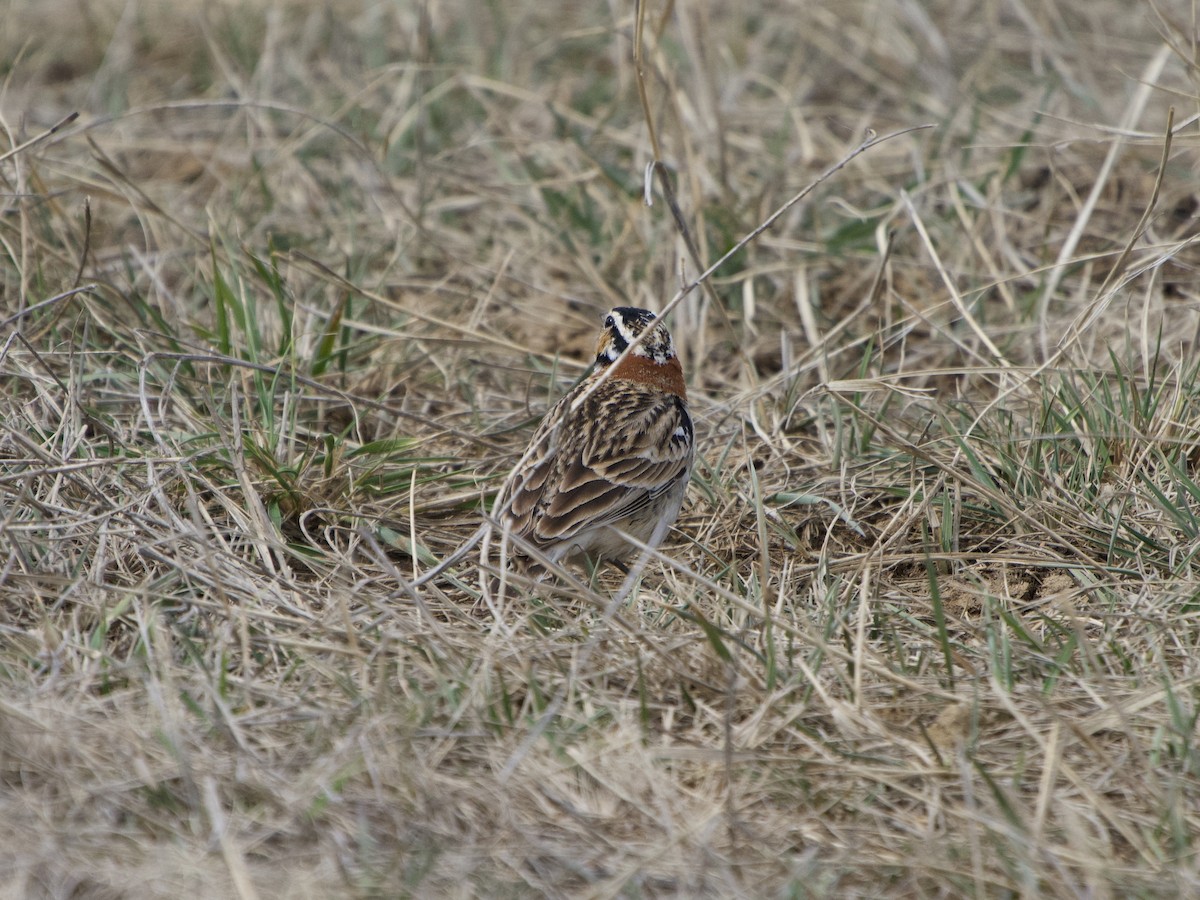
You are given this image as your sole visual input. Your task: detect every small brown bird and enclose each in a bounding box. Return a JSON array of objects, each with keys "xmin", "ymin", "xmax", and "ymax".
[{"xmin": 496, "ymin": 307, "xmax": 693, "ymax": 569}]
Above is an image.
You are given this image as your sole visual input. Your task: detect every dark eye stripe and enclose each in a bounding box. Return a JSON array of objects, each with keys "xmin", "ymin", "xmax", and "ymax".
[{"xmin": 609, "ymin": 326, "xmax": 628, "ymax": 354}]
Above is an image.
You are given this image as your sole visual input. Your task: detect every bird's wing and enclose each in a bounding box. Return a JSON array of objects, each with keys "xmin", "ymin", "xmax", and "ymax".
[{"xmin": 504, "ymin": 381, "xmax": 692, "ymax": 545}]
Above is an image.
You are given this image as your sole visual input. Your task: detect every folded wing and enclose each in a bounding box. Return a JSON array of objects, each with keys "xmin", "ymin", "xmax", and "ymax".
[{"xmin": 503, "ymin": 381, "xmax": 693, "ymax": 548}]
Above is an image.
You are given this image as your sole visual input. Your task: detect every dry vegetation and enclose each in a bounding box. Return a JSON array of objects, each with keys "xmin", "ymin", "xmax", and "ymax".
[{"xmin": 3, "ymin": 0, "xmax": 1200, "ymax": 896}]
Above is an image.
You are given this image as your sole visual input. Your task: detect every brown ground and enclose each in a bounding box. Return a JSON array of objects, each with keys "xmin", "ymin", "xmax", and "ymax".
[{"xmin": 2, "ymin": 1, "xmax": 1199, "ymax": 896}]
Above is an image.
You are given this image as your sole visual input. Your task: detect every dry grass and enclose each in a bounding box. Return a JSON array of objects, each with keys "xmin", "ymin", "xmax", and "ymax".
[{"xmin": 3, "ymin": 0, "xmax": 1200, "ymax": 896}]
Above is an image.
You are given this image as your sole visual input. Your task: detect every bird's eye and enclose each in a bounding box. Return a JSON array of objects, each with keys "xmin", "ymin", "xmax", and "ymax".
[{"xmin": 605, "ymin": 315, "xmax": 615, "ymax": 328}]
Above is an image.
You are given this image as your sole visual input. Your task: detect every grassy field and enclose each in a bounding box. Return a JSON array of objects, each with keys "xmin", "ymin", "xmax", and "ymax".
[{"xmin": 3, "ymin": 0, "xmax": 1200, "ymax": 896}]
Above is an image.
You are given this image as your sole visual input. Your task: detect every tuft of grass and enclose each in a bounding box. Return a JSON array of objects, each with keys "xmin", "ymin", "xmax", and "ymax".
[{"xmin": 3, "ymin": 0, "xmax": 1200, "ymax": 896}]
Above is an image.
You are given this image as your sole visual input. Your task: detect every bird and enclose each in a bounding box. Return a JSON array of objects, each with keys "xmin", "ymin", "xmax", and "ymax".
[{"xmin": 494, "ymin": 306, "xmax": 694, "ymax": 572}]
